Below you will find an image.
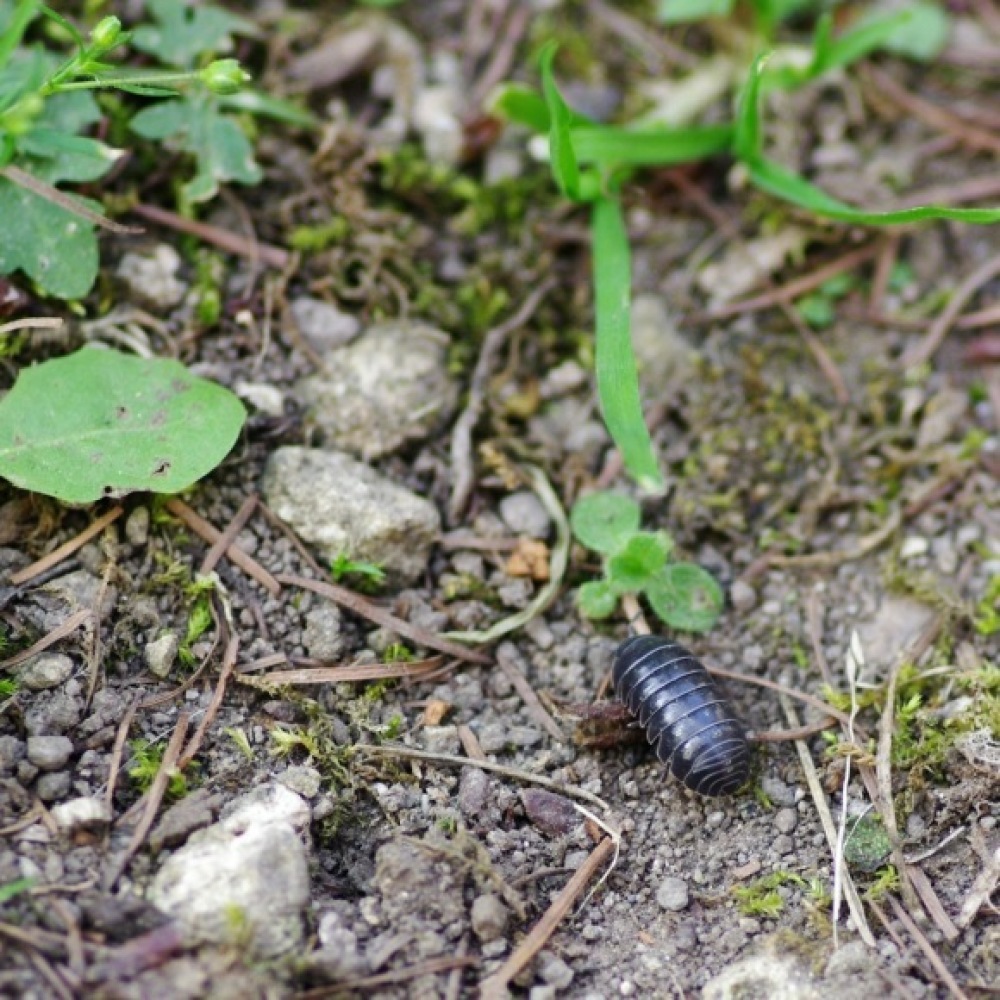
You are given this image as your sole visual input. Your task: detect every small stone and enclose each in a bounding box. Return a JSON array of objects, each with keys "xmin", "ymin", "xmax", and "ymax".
[
  {"xmin": 145, "ymin": 633, "xmax": 180, "ymax": 679},
  {"xmin": 900, "ymin": 536, "xmax": 929, "ymax": 560},
  {"xmin": 773, "ymin": 834, "xmax": 794, "ymax": 855},
  {"xmin": 422, "ymin": 725, "xmax": 460, "ymax": 756},
  {"xmin": 530, "ymin": 986, "xmax": 557, "ymax": 1000},
  {"xmin": 312, "ymin": 911, "xmax": 367, "ymax": 979},
  {"xmin": 730, "ymin": 580, "xmax": 757, "ymax": 613},
  {"xmin": 124, "ymin": 506, "xmax": 150, "ymax": 546},
  {"xmin": 290, "ymin": 296, "xmax": 360, "ymax": 352},
  {"xmin": 117, "ymin": 244, "xmax": 186, "ymax": 309},
  {"xmin": 0, "ymin": 735, "xmax": 26, "ymax": 772},
  {"xmin": 150, "ymin": 789, "xmax": 222, "ymax": 851},
  {"xmin": 825, "ymin": 941, "xmax": 871, "ymax": 978},
  {"xmin": 537, "ymin": 952, "xmax": 574, "ymax": 990},
  {"xmin": 19, "ymin": 653, "xmax": 73, "ymax": 691},
  {"xmin": 458, "ymin": 766, "xmax": 490, "ymax": 816},
  {"xmin": 703, "ymin": 954, "xmax": 821, "ymax": 1000},
  {"xmin": 506, "ymin": 726, "xmax": 543, "ymax": 748},
  {"xmin": 302, "ymin": 603, "xmax": 344, "ymax": 660},
  {"xmin": 235, "ymin": 381, "xmax": 285, "ymax": 418},
  {"xmin": 471, "ymin": 893, "xmax": 509, "ymax": 943},
  {"xmin": 760, "ymin": 776, "xmax": 796, "ymax": 807},
  {"xmin": 27, "ymin": 735, "xmax": 73, "ymax": 771},
  {"xmin": 499, "ymin": 491, "xmax": 552, "ymax": 538},
  {"xmin": 261, "ymin": 446, "xmax": 440, "ymax": 585},
  {"xmin": 521, "ymin": 789, "xmax": 579, "ymax": 836},
  {"xmin": 51, "ymin": 796, "xmax": 111, "ymax": 834},
  {"xmin": 278, "ymin": 765, "xmax": 322, "ymax": 800},
  {"xmin": 775, "ymin": 808, "xmax": 798, "ymax": 835},
  {"xmin": 36, "ymin": 771, "xmax": 72, "ymax": 802},
  {"xmin": 24, "ymin": 691, "xmax": 82, "ymax": 736},
  {"xmin": 656, "ymin": 876, "xmax": 690, "ymax": 912},
  {"xmin": 295, "ymin": 320, "xmax": 458, "ymax": 459},
  {"xmin": 477, "ymin": 723, "xmax": 507, "ymax": 755}
]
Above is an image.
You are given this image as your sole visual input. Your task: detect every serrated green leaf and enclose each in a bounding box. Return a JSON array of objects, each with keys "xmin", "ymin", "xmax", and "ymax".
[
  {"xmin": 608, "ymin": 532, "xmax": 671, "ymax": 592},
  {"xmin": 645, "ymin": 562, "xmax": 724, "ymax": 632},
  {"xmin": 130, "ymin": 95, "xmax": 262, "ymax": 203},
  {"xmin": 571, "ymin": 491, "xmax": 640, "ymax": 554},
  {"xmin": 0, "ymin": 347, "xmax": 246, "ymax": 503},
  {"xmin": 592, "ymin": 197, "xmax": 663, "ymax": 492},
  {"xmin": 131, "ymin": 0, "xmax": 257, "ymax": 68},
  {"xmin": 539, "ymin": 42, "xmax": 580, "ymax": 201},
  {"xmin": 0, "ymin": 177, "xmax": 98, "ymax": 297},
  {"xmin": 657, "ymin": 0, "xmax": 733, "ymax": 24},
  {"xmin": 577, "ymin": 579, "xmax": 618, "ymax": 619}
]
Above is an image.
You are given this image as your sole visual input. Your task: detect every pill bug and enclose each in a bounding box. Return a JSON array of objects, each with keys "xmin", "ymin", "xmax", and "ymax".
[{"xmin": 612, "ymin": 634, "xmax": 750, "ymax": 797}]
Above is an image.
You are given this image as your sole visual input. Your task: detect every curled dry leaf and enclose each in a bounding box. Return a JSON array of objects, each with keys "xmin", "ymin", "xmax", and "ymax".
[{"xmin": 505, "ymin": 538, "xmax": 550, "ymax": 581}]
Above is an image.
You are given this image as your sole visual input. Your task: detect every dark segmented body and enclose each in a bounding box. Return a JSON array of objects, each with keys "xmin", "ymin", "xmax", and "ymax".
[{"xmin": 612, "ymin": 635, "xmax": 750, "ymax": 797}]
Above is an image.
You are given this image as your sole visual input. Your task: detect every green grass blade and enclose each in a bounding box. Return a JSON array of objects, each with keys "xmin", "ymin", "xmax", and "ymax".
[
  {"xmin": 490, "ymin": 83, "xmax": 551, "ymax": 133},
  {"xmin": 591, "ymin": 196, "xmax": 663, "ymax": 492},
  {"xmin": 539, "ymin": 42, "xmax": 581, "ymax": 200},
  {"xmin": 748, "ymin": 154, "xmax": 1000, "ymax": 226},
  {"xmin": 0, "ymin": 0, "xmax": 41, "ymax": 68},
  {"xmin": 734, "ymin": 52, "xmax": 768, "ymax": 162},
  {"xmin": 572, "ymin": 123, "xmax": 733, "ymax": 167},
  {"xmin": 812, "ymin": 10, "xmax": 910, "ymax": 76}
]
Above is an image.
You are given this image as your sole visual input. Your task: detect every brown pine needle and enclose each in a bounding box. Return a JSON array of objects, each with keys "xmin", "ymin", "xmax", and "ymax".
[{"xmin": 10, "ymin": 506, "xmax": 123, "ymax": 586}]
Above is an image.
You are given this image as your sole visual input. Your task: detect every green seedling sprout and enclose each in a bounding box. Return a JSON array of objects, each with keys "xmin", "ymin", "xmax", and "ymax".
[{"xmin": 571, "ymin": 491, "xmax": 724, "ymax": 632}]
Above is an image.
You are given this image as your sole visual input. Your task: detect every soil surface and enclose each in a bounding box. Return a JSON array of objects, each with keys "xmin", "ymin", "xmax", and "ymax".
[{"xmin": 1, "ymin": 3, "xmax": 998, "ymax": 1000}]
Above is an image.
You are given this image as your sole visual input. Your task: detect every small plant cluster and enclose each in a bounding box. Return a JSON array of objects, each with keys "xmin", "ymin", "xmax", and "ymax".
[
  {"xmin": 0, "ymin": 0, "xmax": 312, "ymax": 299},
  {"xmin": 571, "ymin": 491, "xmax": 724, "ymax": 632},
  {"xmin": 494, "ymin": 6, "xmax": 1000, "ymax": 493}
]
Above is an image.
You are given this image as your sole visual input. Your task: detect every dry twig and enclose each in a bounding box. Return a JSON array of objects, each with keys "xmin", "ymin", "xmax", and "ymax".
[
  {"xmin": 199, "ymin": 494, "xmax": 258, "ymax": 577},
  {"xmin": 9, "ymin": 506, "xmax": 123, "ymax": 586},
  {"xmin": 479, "ymin": 837, "xmax": 616, "ymax": 1000},
  {"xmin": 252, "ymin": 657, "xmax": 445, "ymax": 685},
  {"xmin": 0, "ymin": 609, "xmax": 92, "ymax": 673}
]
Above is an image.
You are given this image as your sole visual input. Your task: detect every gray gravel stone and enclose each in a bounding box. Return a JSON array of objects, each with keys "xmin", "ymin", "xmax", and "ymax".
[
  {"xmin": 19, "ymin": 653, "xmax": 73, "ymax": 691},
  {"xmin": 261, "ymin": 446, "xmax": 440, "ymax": 585},
  {"xmin": 774, "ymin": 808, "xmax": 798, "ymax": 835},
  {"xmin": 296, "ymin": 320, "xmax": 458, "ymax": 459},
  {"xmin": 278, "ymin": 765, "xmax": 322, "ymax": 800},
  {"xmin": 124, "ymin": 506, "xmax": 150, "ymax": 546},
  {"xmin": 730, "ymin": 579, "xmax": 757, "ymax": 613},
  {"xmin": 499, "ymin": 491, "xmax": 552, "ymax": 538},
  {"xmin": 477, "ymin": 723, "xmax": 507, "ymax": 755},
  {"xmin": 36, "ymin": 771, "xmax": 72, "ymax": 802},
  {"xmin": 471, "ymin": 893, "xmax": 509, "ymax": 942},
  {"xmin": 145, "ymin": 633, "xmax": 180, "ymax": 679},
  {"xmin": 149, "ymin": 787, "xmax": 310, "ymax": 958},
  {"xmin": 703, "ymin": 953, "xmax": 821, "ymax": 999},
  {"xmin": 760, "ymin": 776, "xmax": 796, "ymax": 807},
  {"xmin": 422, "ymin": 725, "xmax": 460, "ymax": 755},
  {"xmin": 301, "ymin": 603, "xmax": 344, "ymax": 660},
  {"xmin": 117, "ymin": 244, "xmax": 186, "ymax": 309},
  {"xmin": 656, "ymin": 876, "xmax": 690, "ymax": 912},
  {"xmin": 537, "ymin": 951, "xmax": 574, "ymax": 990},
  {"xmin": 51, "ymin": 796, "xmax": 111, "ymax": 833},
  {"xmin": 290, "ymin": 295, "xmax": 360, "ymax": 352},
  {"xmin": 24, "ymin": 692, "xmax": 82, "ymax": 735},
  {"xmin": 27, "ymin": 735, "xmax": 73, "ymax": 771},
  {"xmin": 458, "ymin": 766, "xmax": 490, "ymax": 816},
  {"xmin": 0, "ymin": 735, "xmax": 26, "ymax": 772}
]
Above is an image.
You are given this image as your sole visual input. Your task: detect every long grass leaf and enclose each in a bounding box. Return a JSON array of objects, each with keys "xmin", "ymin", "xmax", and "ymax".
[
  {"xmin": 748, "ymin": 156, "xmax": 1000, "ymax": 225},
  {"xmin": 572, "ymin": 123, "xmax": 733, "ymax": 166},
  {"xmin": 539, "ymin": 42, "xmax": 581, "ymax": 200},
  {"xmin": 734, "ymin": 53, "xmax": 768, "ymax": 161},
  {"xmin": 591, "ymin": 197, "xmax": 663, "ymax": 492}
]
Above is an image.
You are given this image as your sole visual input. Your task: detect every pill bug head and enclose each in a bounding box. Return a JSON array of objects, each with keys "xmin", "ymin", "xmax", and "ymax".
[{"xmin": 612, "ymin": 635, "xmax": 750, "ymax": 797}]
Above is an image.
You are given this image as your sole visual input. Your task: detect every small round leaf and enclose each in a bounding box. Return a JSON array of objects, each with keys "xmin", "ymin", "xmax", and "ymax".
[
  {"xmin": 607, "ymin": 531, "xmax": 671, "ymax": 593},
  {"xmin": 0, "ymin": 347, "xmax": 246, "ymax": 503},
  {"xmin": 570, "ymin": 491, "xmax": 640, "ymax": 554},
  {"xmin": 645, "ymin": 562, "xmax": 724, "ymax": 633},
  {"xmin": 577, "ymin": 579, "xmax": 618, "ymax": 620}
]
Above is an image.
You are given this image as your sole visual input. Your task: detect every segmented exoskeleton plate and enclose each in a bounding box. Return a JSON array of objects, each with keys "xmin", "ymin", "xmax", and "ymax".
[{"xmin": 612, "ymin": 635, "xmax": 750, "ymax": 796}]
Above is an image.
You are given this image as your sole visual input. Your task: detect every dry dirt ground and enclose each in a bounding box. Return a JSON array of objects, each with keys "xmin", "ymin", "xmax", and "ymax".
[{"xmin": 1, "ymin": 2, "xmax": 998, "ymax": 999}]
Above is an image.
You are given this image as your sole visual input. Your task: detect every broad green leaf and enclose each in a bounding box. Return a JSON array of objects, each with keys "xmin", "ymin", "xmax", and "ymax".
[
  {"xmin": 591, "ymin": 196, "xmax": 663, "ymax": 492},
  {"xmin": 489, "ymin": 83, "xmax": 551, "ymax": 133},
  {"xmin": 0, "ymin": 177, "xmax": 98, "ymax": 297},
  {"xmin": 131, "ymin": 0, "xmax": 257, "ymax": 68},
  {"xmin": 608, "ymin": 531, "xmax": 672, "ymax": 592},
  {"xmin": 577, "ymin": 579, "xmax": 618, "ymax": 620},
  {"xmin": 539, "ymin": 42, "xmax": 580, "ymax": 201},
  {"xmin": 870, "ymin": 2, "xmax": 949, "ymax": 62},
  {"xmin": 644, "ymin": 562, "xmax": 724, "ymax": 632},
  {"xmin": 658, "ymin": 0, "xmax": 733, "ymax": 24},
  {"xmin": 130, "ymin": 95, "xmax": 262, "ymax": 202},
  {"xmin": 0, "ymin": 347, "xmax": 246, "ymax": 503},
  {"xmin": 570, "ymin": 491, "xmax": 640, "ymax": 554},
  {"xmin": 571, "ymin": 124, "xmax": 733, "ymax": 167},
  {"xmin": 19, "ymin": 129, "xmax": 121, "ymax": 182}
]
